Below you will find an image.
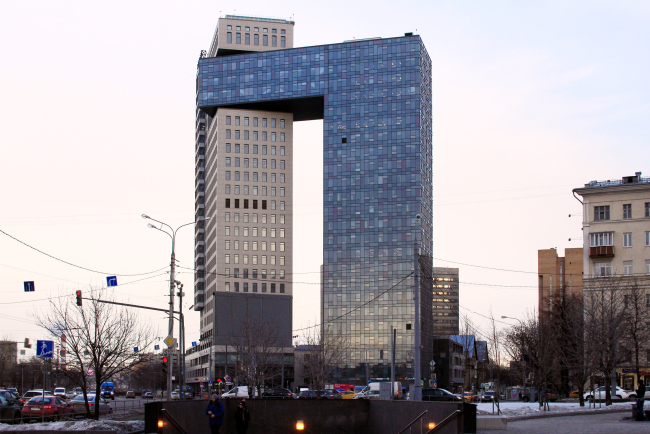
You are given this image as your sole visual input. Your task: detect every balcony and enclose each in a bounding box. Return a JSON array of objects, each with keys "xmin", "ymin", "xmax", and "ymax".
[{"xmin": 590, "ymin": 245, "xmax": 614, "ymax": 258}]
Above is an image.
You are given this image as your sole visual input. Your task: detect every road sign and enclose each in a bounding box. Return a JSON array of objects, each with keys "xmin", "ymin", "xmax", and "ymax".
[
  {"xmin": 192, "ymin": 342, "xmax": 197, "ymax": 347},
  {"xmin": 36, "ymin": 340, "xmax": 53, "ymax": 358},
  {"xmin": 133, "ymin": 347, "xmax": 139, "ymax": 353},
  {"xmin": 24, "ymin": 281, "xmax": 35, "ymax": 292},
  {"xmin": 429, "ymin": 360, "xmax": 436, "ymax": 370},
  {"xmin": 433, "ymin": 377, "xmax": 437, "ymax": 384},
  {"xmin": 87, "ymin": 368, "xmax": 95, "ymax": 376},
  {"xmin": 106, "ymin": 276, "xmax": 118, "ymax": 287},
  {"xmin": 209, "ymin": 380, "xmax": 212, "ymax": 385},
  {"xmin": 163, "ymin": 335, "xmax": 176, "ymax": 348},
  {"xmin": 154, "ymin": 345, "xmax": 160, "ymax": 351},
  {"xmin": 225, "ymin": 375, "xmax": 232, "ymax": 383}
]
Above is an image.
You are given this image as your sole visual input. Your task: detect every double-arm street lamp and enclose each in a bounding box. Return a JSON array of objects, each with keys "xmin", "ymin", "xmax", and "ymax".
[
  {"xmin": 142, "ymin": 213, "xmax": 210, "ymax": 400},
  {"xmin": 501, "ymin": 315, "xmax": 527, "ymax": 400}
]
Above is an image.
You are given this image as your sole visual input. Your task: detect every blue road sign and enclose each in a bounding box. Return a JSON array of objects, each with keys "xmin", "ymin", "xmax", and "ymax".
[
  {"xmin": 24, "ymin": 281, "xmax": 35, "ymax": 292},
  {"xmin": 134, "ymin": 347, "xmax": 139, "ymax": 353},
  {"xmin": 106, "ymin": 276, "xmax": 118, "ymax": 287},
  {"xmin": 192, "ymin": 342, "xmax": 197, "ymax": 347},
  {"xmin": 154, "ymin": 345, "xmax": 160, "ymax": 351},
  {"xmin": 433, "ymin": 377, "xmax": 437, "ymax": 383},
  {"xmin": 209, "ymin": 380, "xmax": 213, "ymax": 385},
  {"xmin": 36, "ymin": 340, "xmax": 54, "ymax": 358}
]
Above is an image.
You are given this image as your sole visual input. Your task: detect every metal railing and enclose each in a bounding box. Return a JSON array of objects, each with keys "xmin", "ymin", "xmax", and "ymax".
[
  {"xmin": 397, "ymin": 410, "xmax": 428, "ymax": 434},
  {"xmin": 160, "ymin": 408, "xmax": 188, "ymax": 434},
  {"xmin": 426, "ymin": 410, "xmax": 461, "ymax": 434}
]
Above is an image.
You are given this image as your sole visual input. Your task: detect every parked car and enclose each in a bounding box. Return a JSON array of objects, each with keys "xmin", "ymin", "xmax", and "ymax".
[
  {"xmin": 141, "ymin": 389, "xmax": 151, "ymax": 398},
  {"xmin": 541, "ymin": 389, "xmax": 558, "ymax": 402},
  {"xmin": 143, "ymin": 392, "xmax": 154, "ymax": 400},
  {"xmin": 69, "ymin": 394, "xmax": 112, "ymax": 416},
  {"xmin": 422, "ymin": 388, "xmax": 462, "ymax": 402},
  {"xmin": 297, "ymin": 390, "xmax": 318, "ymax": 399},
  {"xmin": 463, "ymin": 392, "xmax": 477, "ymax": 402},
  {"xmin": 340, "ymin": 390, "xmax": 357, "ymax": 399},
  {"xmin": 319, "ymin": 389, "xmax": 342, "ymax": 399},
  {"xmin": 0, "ymin": 394, "xmax": 22, "ymax": 424},
  {"xmin": 569, "ymin": 390, "xmax": 580, "ymax": 398},
  {"xmin": 221, "ymin": 386, "xmax": 258, "ymax": 399},
  {"xmin": 171, "ymin": 392, "xmax": 180, "ymax": 400},
  {"xmin": 6, "ymin": 388, "xmax": 17, "ymax": 395},
  {"xmin": 184, "ymin": 391, "xmax": 193, "ymax": 400},
  {"xmin": 73, "ymin": 387, "xmax": 84, "ymax": 397},
  {"xmin": 353, "ymin": 390, "xmax": 381, "ymax": 400},
  {"xmin": 54, "ymin": 387, "xmax": 67, "ymax": 399},
  {"xmin": 22, "ymin": 396, "xmax": 75, "ymax": 422},
  {"xmin": 125, "ymin": 391, "xmax": 136, "ymax": 399},
  {"xmin": 21, "ymin": 390, "xmax": 53, "ymax": 404},
  {"xmin": 584, "ymin": 386, "xmax": 633, "ymax": 400},
  {"xmin": 479, "ymin": 391, "xmax": 496, "ymax": 402},
  {"xmin": 262, "ymin": 388, "xmax": 295, "ymax": 399},
  {"xmin": 0, "ymin": 390, "xmax": 23, "ymax": 408}
]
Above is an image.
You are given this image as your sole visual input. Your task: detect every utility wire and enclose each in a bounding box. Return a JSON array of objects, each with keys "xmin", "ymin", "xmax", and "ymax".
[{"xmin": 0, "ymin": 228, "xmax": 168, "ymax": 277}]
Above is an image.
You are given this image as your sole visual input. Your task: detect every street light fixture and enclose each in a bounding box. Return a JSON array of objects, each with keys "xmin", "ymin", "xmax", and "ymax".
[
  {"xmin": 143, "ymin": 213, "xmax": 210, "ymax": 400},
  {"xmin": 501, "ymin": 316, "xmax": 527, "ymax": 400}
]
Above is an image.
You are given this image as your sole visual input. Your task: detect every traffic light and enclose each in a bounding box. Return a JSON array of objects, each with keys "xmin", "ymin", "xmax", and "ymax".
[
  {"xmin": 162, "ymin": 356, "xmax": 168, "ymax": 374},
  {"xmin": 76, "ymin": 290, "xmax": 82, "ymax": 306},
  {"xmin": 24, "ymin": 338, "xmax": 31, "ymax": 349}
]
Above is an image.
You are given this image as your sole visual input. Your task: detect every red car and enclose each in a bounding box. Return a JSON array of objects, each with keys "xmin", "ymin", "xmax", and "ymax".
[{"xmin": 21, "ymin": 396, "xmax": 75, "ymax": 422}]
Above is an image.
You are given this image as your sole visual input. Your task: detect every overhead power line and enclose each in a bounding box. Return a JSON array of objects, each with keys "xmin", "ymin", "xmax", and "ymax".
[{"xmin": 0, "ymin": 228, "xmax": 168, "ymax": 277}]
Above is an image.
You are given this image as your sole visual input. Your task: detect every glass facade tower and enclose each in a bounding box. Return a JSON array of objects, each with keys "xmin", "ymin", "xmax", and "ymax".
[{"xmin": 197, "ymin": 34, "xmax": 433, "ymax": 384}]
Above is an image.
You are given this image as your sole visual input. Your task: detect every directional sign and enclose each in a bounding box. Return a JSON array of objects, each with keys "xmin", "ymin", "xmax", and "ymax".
[
  {"xmin": 24, "ymin": 281, "xmax": 35, "ymax": 292},
  {"xmin": 192, "ymin": 342, "xmax": 197, "ymax": 347},
  {"xmin": 429, "ymin": 360, "xmax": 436, "ymax": 369},
  {"xmin": 106, "ymin": 276, "xmax": 118, "ymax": 287},
  {"xmin": 133, "ymin": 347, "xmax": 139, "ymax": 353},
  {"xmin": 154, "ymin": 345, "xmax": 160, "ymax": 351},
  {"xmin": 36, "ymin": 340, "xmax": 54, "ymax": 358}
]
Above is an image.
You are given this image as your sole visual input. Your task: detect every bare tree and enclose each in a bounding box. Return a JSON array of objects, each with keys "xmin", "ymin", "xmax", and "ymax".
[
  {"xmin": 583, "ymin": 276, "xmax": 627, "ymax": 406},
  {"xmin": 37, "ymin": 288, "xmax": 155, "ymax": 419},
  {"xmin": 230, "ymin": 315, "xmax": 283, "ymax": 397},
  {"xmin": 300, "ymin": 325, "xmax": 350, "ymax": 391},
  {"xmin": 620, "ymin": 277, "xmax": 650, "ymax": 381}
]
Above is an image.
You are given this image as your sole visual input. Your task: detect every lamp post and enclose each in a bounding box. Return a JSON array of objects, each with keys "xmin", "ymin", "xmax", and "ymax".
[
  {"xmin": 142, "ymin": 213, "xmax": 210, "ymax": 400},
  {"xmin": 501, "ymin": 316, "xmax": 526, "ymax": 400}
]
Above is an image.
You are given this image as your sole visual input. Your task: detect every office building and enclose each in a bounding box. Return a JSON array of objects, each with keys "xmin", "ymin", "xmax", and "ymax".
[
  {"xmin": 432, "ymin": 267, "xmax": 460, "ymax": 337},
  {"xmin": 194, "ymin": 17, "xmax": 433, "ymax": 386},
  {"xmin": 186, "ymin": 15, "xmax": 296, "ymax": 389}
]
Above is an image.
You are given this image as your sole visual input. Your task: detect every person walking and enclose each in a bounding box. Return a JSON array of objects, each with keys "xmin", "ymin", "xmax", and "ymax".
[
  {"xmin": 234, "ymin": 399, "xmax": 251, "ymax": 434},
  {"xmin": 636, "ymin": 380, "xmax": 645, "ymax": 421},
  {"xmin": 206, "ymin": 394, "xmax": 225, "ymax": 433}
]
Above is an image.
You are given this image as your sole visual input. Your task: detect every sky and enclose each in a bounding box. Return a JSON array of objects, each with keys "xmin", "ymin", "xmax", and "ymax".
[{"xmin": 1, "ymin": 1, "xmax": 649, "ymax": 360}]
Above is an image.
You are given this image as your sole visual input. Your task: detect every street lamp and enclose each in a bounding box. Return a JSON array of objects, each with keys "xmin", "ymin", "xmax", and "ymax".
[
  {"xmin": 142, "ymin": 213, "xmax": 210, "ymax": 400},
  {"xmin": 501, "ymin": 316, "xmax": 526, "ymax": 400}
]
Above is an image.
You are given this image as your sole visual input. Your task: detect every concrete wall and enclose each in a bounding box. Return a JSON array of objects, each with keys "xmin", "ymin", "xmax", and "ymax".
[{"xmin": 146, "ymin": 399, "xmax": 464, "ymax": 434}]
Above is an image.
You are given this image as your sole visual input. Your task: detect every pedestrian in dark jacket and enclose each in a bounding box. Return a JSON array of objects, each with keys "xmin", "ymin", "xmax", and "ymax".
[
  {"xmin": 636, "ymin": 380, "xmax": 645, "ymax": 421},
  {"xmin": 234, "ymin": 399, "xmax": 251, "ymax": 434},
  {"xmin": 206, "ymin": 394, "xmax": 225, "ymax": 433}
]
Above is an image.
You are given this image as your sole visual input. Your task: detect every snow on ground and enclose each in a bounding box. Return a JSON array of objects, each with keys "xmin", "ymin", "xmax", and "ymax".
[
  {"xmin": 0, "ymin": 419, "xmax": 144, "ymax": 432},
  {"xmin": 477, "ymin": 401, "xmax": 640, "ymax": 418}
]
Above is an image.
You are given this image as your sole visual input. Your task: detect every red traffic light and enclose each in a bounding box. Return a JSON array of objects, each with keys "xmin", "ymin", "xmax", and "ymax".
[
  {"xmin": 162, "ymin": 357, "xmax": 168, "ymax": 363},
  {"xmin": 75, "ymin": 290, "xmax": 82, "ymax": 306}
]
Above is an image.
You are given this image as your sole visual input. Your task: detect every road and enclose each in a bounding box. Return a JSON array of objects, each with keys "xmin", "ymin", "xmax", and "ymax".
[{"xmin": 478, "ymin": 411, "xmax": 649, "ymax": 434}]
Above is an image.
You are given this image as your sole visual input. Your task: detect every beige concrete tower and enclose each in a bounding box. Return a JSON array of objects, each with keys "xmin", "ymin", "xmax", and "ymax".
[{"xmin": 187, "ymin": 15, "xmax": 295, "ymax": 391}]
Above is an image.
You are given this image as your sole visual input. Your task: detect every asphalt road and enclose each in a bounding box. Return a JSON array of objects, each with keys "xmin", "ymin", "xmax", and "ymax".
[{"xmin": 478, "ymin": 411, "xmax": 649, "ymax": 434}]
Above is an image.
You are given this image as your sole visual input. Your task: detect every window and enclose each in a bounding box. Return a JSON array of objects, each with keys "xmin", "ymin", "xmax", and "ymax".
[
  {"xmin": 227, "ymin": 32, "xmax": 232, "ymax": 43},
  {"xmin": 252, "ymin": 283, "xmax": 257, "ymax": 292},
  {"xmin": 624, "ymin": 232, "xmax": 633, "ymax": 248},
  {"xmin": 225, "ymin": 198, "xmax": 230, "ymax": 208},
  {"xmin": 623, "ymin": 204, "xmax": 632, "ymax": 219},
  {"xmin": 594, "ymin": 262, "xmax": 612, "ymax": 277},
  {"xmin": 280, "ymin": 173, "xmax": 285, "ymax": 183},
  {"xmin": 271, "ymin": 283, "xmax": 276, "ymax": 293},
  {"xmin": 245, "ymin": 33, "xmax": 250, "ymax": 45},
  {"xmin": 226, "ymin": 129, "xmax": 231, "ymax": 139},
  {"xmin": 646, "ymin": 231, "xmax": 650, "ymax": 246},
  {"xmin": 271, "ymin": 159, "xmax": 276, "ymax": 169},
  {"xmin": 225, "ymin": 171, "xmax": 231, "ymax": 180},
  {"xmin": 624, "ymin": 261, "xmax": 633, "ymax": 276},
  {"xmin": 262, "ymin": 283, "xmax": 267, "ymax": 293},
  {"xmin": 253, "ymin": 117, "xmax": 258, "ymax": 127},
  {"xmin": 280, "ymin": 256, "xmax": 285, "ymax": 265},
  {"xmin": 225, "ymin": 185, "xmax": 231, "ymax": 194},
  {"xmin": 235, "ymin": 157, "xmax": 240, "ymax": 167},
  {"xmin": 225, "ymin": 226, "xmax": 230, "ymax": 236},
  {"xmin": 235, "ymin": 130, "xmax": 240, "ymax": 139},
  {"xmin": 280, "ymin": 187, "xmax": 285, "ymax": 197},
  {"xmin": 280, "ymin": 160, "xmax": 285, "ymax": 169},
  {"xmin": 235, "ymin": 116, "xmax": 240, "ymax": 126},
  {"xmin": 234, "ymin": 282, "xmax": 239, "ymax": 292},
  {"xmin": 225, "ymin": 254, "xmax": 230, "ymax": 264},
  {"xmin": 281, "ymin": 36, "xmax": 286, "ymax": 47},
  {"xmin": 594, "ymin": 205, "xmax": 610, "ymax": 221},
  {"xmin": 226, "ymin": 116, "xmax": 231, "ymax": 125},
  {"xmin": 262, "ymin": 132, "xmax": 267, "ymax": 141},
  {"xmin": 244, "ymin": 117, "xmax": 249, "ymax": 126},
  {"xmin": 280, "ymin": 133, "xmax": 285, "ymax": 142},
  {"xmin": 226, "ymin": 143, "xmax": 231, "ymax": 153},
  {"xmin": 271, "ymin": 132, "xmax": 276, "ymax": 142},
  {"xmin": 225, "ymin": 240, "xmax": 230, "ymax": 250},
  {"xmin": 272, "ymin": 35, "xmax": 277, "ymax": 46},
  {"xmin": 236, "ymin": 33, "xmax": 241, "ymax": 44},
  {"xmin": 263, "ymin": 35, "xmax": 268, "ymax": 46},
  {"xmin": 590, "ymin": 232, "xmax": 613, "ymax": 247},
  {"xmin": 280, "ymin": 242, "xmax": 285, "ymax": 252},
  {"xmin": 234, "ymin": 171, "xmax": 240, "ymax": 181},
  {"xmin": 254, "ymin": 34, "xmax": 259, "ymax": 45}
]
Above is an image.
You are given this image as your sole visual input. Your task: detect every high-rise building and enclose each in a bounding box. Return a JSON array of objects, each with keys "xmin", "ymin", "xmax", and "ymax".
[
  {"xmin": 537, "ymin": 248, "xmax": 583, "ymax": 317},
  {"xmin": 186, "ymin": 15, "xmax": 296, "ymax": 390},
  {"xmin": 194, "ymin": 17, "xmax": 433, "ymax": 387},
  {"xmin": 432, "ymin": 267, "xmax": 460, "ymax": 337}
]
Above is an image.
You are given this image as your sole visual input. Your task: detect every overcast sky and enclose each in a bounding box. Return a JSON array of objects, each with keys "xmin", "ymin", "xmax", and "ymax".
[{"xmin": 1, "ymin": 1, "xmax": 648, "ymax": 359}]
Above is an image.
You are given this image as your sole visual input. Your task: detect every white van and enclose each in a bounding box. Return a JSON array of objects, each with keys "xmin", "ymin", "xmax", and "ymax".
[
  {"xmin": 221, "ymin": 386, "xmax": 258, "ymax": 399},
  {"xmin": 362, "ymin": 382, "xmax": 403, "ymax": 399}
]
